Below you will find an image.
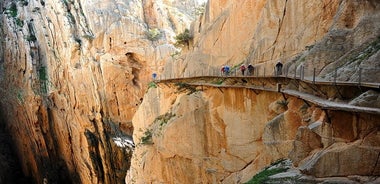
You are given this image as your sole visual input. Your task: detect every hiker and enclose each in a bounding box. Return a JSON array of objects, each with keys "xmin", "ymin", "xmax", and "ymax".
[
  {"xmin": 221, "ymin": 66, "xmax": 225, "ymax": 76},
  {"xmin": 240, "ymin": 64, "xmax": 246, "ymax": 76},
  {"xmin": 248, "ymin": 64, "xmax": 254, "ymax": 75},
  {"xmin": 225, "ymin": 65, "xmax": 230, "ymax": 76},
  {"xmin": 275, "ymin": 61, "xmax": 283, "ymax": 76},
  {"xmin": 152, "ymin": 72, "xmax": 157, "ymax": 80}
]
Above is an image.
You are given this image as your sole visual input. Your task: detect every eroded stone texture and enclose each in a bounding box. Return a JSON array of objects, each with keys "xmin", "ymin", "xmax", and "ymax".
[{"xmin": 0, "ymin": 0, "xmax": 203, "ymax": 183}]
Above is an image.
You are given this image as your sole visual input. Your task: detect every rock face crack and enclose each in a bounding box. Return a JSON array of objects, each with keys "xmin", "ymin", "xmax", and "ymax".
[
  {"xmin": 271, "ymin": 0, "xmax": 288, "ymax": 60},
  {"xmin": 84, "ymin": 129, "xmax": 105, "ymax": 183}
]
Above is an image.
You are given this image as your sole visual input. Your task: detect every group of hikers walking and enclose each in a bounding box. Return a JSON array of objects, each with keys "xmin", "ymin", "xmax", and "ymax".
[
  {"xmin": 221, "ymin": 64, "xmax": 255, "ymax": 76},
  {"xmin": 221, "ymin": 61, "xmax": 283, "ymax": 77},
  {"xmin": 152, "ymin": 61, "xmax": 284, "ymax": 80}
]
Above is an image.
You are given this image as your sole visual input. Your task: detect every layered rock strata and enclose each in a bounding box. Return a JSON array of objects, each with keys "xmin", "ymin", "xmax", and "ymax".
[
  {"xmin": 128, "ymin": 82, "xmax": 380, "ymax": 183},
  {"xmin": 0, "ymin": 0, "xmax": 203, "ymax": 183}
]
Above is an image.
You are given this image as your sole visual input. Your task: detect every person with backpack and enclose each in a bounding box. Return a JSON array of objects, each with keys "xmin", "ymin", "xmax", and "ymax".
[
  {"xmin": 275, "ymin": 61, "xmax": 283, "ymax": 76},
  {"xmin": 248, "ymin": 64, "xmax": 254, "ymax": 76},
  {"xmin": 152, "ymin": 72, "xmax": 157, "ymax": 80},
  {"xmin": 225, "ymin": 65, "xmax": 230, "ymax": 76},
  {"xmin": 240, "ymin": 64, "xmax": 246, "ymax": 76}
]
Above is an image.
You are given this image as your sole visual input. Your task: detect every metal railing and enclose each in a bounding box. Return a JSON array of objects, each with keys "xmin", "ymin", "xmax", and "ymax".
[{"xmin": 154, "ymin": 64, "xmax": 380, "ymax": 87}]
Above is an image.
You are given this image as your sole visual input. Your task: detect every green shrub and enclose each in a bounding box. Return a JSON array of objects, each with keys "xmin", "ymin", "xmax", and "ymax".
[
  {"xmin": 245, "ymin": 167, "xmax": 288, "ymax": 184},
  {"xmin": 146, "ymin": 28, "xmax": 161, "ymax": 41},
  {"xmin": 148, "ymin": 81, "xmax": 157, "ymax": 89},
  {"xmin": 15, "ymin": 18, "xmax": 23, "ymax": 27},
  {"xmin": 246, "ymin": 159, "xmax": 289, "ymax": 184},
  {"xmin": 194, "ymin": 3, "xmax": 206, "ymax": 16},
  {"xmin": 140, "ymin": 129, "xmax": 153, "ymax": 145},
  {"xmin": 38, "ymin": 67, "xmax": 47, "ymax": 80},
  {"xmin": 212, "ymin": 79, "xmax": 224, "ymax": 85},
  {"xmin": 175, "ymin": 82, "xmax": 196, "ymax": 95},
  {"xmin": 17, "ymin": 91, "xmax": 24, "ymax": 104},
  {"xmin": 26, "ymin": 34, "xmax": 37, "ymax": 42},
  {"xmin": 174, "ymin": 29, "xmax": 192, "ymax": 47},
  {"xmin": 170, "ymin": 50, "xmax": 181, "ymax": 59},
  {"xmin": 276, "ymin": 100, "xmax": 288, "ymax": 107},
  {"xmin": 155, "ymin": 112, "xmax": 175, "ymax": 127},
  {"xmin": 7, "ymin": 3, "xmax": 18, "ymax": 18}
]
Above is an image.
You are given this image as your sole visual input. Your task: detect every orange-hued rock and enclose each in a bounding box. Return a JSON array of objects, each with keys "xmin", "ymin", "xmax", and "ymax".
[
  {"xmin": 128, "ymin": 85, "xmax": 302, "ymax": 183},
  {"xmin": 165, "ymin": 0, "xmax": 380, "ymax": 82},
  {"xmin": 1, "ymin": 0, "xmax": 380, "ymax": 183},
  {"xmin": 300, "ymin": 139, "xmax": 380, "ymax": 177},
  {"xmin": 0, "ymin": 0, "xmax": 203, "ymax": 183},
  {"xmin": 129, "ymin": 84, "xmax": 380, "ymax": 183}
]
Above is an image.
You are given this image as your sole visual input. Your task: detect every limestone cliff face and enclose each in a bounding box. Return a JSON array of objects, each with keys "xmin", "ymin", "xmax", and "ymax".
[
  {"xmin": 128, "ymin": 0, "xmax": 380, "ymax": 183},
  {"xmin": 165, "ymin": 0, "xmax": 380, "ymax": 80},
  {"xmin": 0, "ymin": 0, "xmax": 203, "ymax": 183},
  {"xmin": 129, "ymin": 83, "xmax": 380, "ymax": 183}
]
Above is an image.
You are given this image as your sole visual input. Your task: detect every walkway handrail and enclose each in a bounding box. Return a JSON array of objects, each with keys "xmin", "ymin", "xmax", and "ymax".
[{"xmin": 154, "ymin": 64, "xmax": 380, "ymax": 89}]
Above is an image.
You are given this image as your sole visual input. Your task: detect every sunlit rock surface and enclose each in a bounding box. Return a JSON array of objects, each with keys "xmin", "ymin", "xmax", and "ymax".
[
  {"xmin": 128, "ymin": 0, "xmax": 380, "ymax": 183},
  {"xmin": 0, "ymin": 0, "xmax": 203, "ymax": 183}
]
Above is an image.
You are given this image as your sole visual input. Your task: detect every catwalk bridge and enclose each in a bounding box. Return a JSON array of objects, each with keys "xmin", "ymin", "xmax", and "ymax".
[{"xmin": 154, "ymin": 65, "xmax": 380, "ymax": 115}]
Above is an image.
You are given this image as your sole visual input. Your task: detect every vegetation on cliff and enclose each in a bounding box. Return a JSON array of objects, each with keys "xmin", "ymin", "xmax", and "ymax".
[{"xmin": 174, "ymin": 29, "xmax": 192, "ymax": 48}]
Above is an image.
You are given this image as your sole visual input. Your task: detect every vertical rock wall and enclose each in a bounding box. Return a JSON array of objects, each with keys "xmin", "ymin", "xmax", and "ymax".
[
  {"xmin": 128, "ymin": 84, "xmax": 380, "ymax": 183},
  {"xmin": 0, "ymin": 0, "xmax": 203, "ymax": 183},
  {"xmin": 167, "ymin": 0, "xmax": 380, "ymax": 80},
  {"xmin": 128, "ymin": 0, "xmax": 380, "ymax": 183}
]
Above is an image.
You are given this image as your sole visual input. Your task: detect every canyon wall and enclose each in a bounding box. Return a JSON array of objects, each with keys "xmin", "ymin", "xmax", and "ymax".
[
  {"xmin": 0, "ymin": 0, "xmax": 379, "ymax": 183},
  {"xmin": 164, "ymin": 0, "xmax": 380, "ymax": 80},
  {"xmin": 0, "ymin": 0, "xmax": 204, "ymax": 183},
  {"xmin": 128, "ymin": 83, "xmax": 380, "ymax": 183},
  {"xmin": 128, "ymin": 0, "xmax": 380, "ymax": 183}
]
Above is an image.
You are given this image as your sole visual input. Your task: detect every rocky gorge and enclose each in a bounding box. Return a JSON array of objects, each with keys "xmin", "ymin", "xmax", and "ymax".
[{"xmin": 0, "ymin": 0, "xmax": 380, "ymax": 183}]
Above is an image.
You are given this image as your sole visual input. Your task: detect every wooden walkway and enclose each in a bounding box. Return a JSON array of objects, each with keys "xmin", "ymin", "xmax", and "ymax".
[
  {"xmin": 158, "ymin": 75, "xmax": 380, "ymax": 89},
  {"xmin": 156, "ymin": 76, "xmax": 380, "ymax": 115}
]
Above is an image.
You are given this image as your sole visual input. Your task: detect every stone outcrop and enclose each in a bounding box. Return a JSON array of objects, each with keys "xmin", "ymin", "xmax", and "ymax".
[
  {"xmin": 0, "ymin": 0, "xmax": 204, "ymax": 183},
  {"xmin": 128, "ymin": 0, "xmax": 380, "ymax": 183},
  {"xmin": 128, "ymin": 82, "xmax": 380, "ymax": 183},
  {"xmin": 349, "ymin": 90, "xmax": 380, "ymax": 108}
]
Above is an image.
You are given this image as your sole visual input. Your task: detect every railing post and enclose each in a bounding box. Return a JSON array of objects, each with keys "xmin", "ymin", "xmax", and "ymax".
[
  {"xmin": 313, "ymin": 68, "xmax": 316, "ymax": 84},
  {"xmin": 301, "ymin": 65, "xmax": 305, "ymax": 80},
  {"xmin": 263, "ymin": 68, "xmax": 265, "ymax": 77},
  {"xmin": 358, "ymin": 67, "xmax": 362, "ymax": 85},
  {"xmin": 285, "ymin": 66, "xmax": 288, "ymax": 78},
  {"xmin": 256, "ymin": 67, "xmax": 259, "ymax": 77}
]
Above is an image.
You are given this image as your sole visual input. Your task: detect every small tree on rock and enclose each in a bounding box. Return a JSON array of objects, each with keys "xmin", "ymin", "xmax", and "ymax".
[
  {"xmin": 146, "ymin": 28, "xmax": 161, "ymax": 42},
  {"xmin": 174, "ymin": 29, "xmax": 192, "ymax": 48}
]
